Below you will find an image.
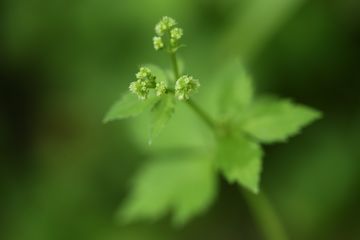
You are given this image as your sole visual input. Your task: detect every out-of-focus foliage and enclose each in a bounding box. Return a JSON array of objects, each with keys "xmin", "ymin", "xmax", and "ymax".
[
  {"xmin": 120, "ymin": 154, "xmax": 217, "ymax": 226},
  {"xmin": 217, "ymin": 135, "xmax": 263, "ymax": 193},
  {"xmin": 216, "ymin": 61, "xmax": 254, "ymax": 119},
  {"xmin": 105, "ymin": 57, "xmax": 319, "ymax": 224},
  {"xmin": 1, "ymin": 0, "xmax": 359, "ymax": 239}
]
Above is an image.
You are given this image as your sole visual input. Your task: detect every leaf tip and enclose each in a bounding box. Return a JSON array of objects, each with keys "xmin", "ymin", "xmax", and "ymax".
[{"xmin": 314, "ymin": 109, "xmax": 323, "ymax": 120}]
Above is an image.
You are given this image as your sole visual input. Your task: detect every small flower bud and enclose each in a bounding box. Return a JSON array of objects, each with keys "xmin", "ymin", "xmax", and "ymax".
[
  {"xmin": 155, "ymin": 16, "xmax": 176, "ymax": 36},
  {"xmin": 136, "ymin": 67, "xmax": 156, "ymax": 86},
  {"xmin": 129, "ymin": 80, "xmax": 149, "ymax": 100},
  {"xmin": 155, "ymin": 22, "xmax": 166, "ymax": 36},
  {"xmin": 170, "ymin": 28, "xmax": 183, "ymax": 47},
  {"xmin": 162, "ymin": 16, "xmax": 176, "ymax": 27},
  {"xmin": 153, "ymin": 36, "xmax": 164, "ymax": 50},
  {"xmin": 136, "ymin": 67, "xmax": 152, "ymax": 79},
  {"xmin": 155, "ymin": 81, "xmax": 167, "ymax": 96},
  {"xmin": 175, "ymin": 75, "xmax": 200, "ymax": 100},
  {"xmin": 130, "ymin": 67, "xmax": 158, "ymax": 99},
  {"xmin": 170, "ymin": 27, "xmax": 183, "ymax": 41}
]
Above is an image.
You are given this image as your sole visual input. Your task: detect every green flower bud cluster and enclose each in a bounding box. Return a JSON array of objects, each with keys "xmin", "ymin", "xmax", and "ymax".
[
  {"xmin": 155, "ymin": 16, "xmax": 176, "ymax": 36},
  {"xmin": 129, "ymin": 68, "xmax": 200, "ymax": 101},
  {"xmin": 130, "ymin": 18, "xmax": 200, "ymax": 101},
  {"xmin": 129, "ymin": 67, "xmax": 167, "ymax": 99},
  {"xmin": 153, "ymin": 36, "xmax": 164, "ymax": 51},
  {"xmin": 175, "ymin": 75, "xmax": 200, "ymax": 100},
  {"xmin": 153, "ymin": 16, "xmax": 183, "ymax": 51},
  {"xmin": 170, "ymin": 27, "xmax": 183, "ymax": 45},
  {"xmin": 155, "ymin": 81, "xmax": 167, "ymax": 96}
]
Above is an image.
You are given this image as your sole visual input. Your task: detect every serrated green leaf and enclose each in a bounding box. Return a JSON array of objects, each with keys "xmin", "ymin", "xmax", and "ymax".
[
  {"xmin": 217, "ymin": 60, "xmax": 254, "ymax": 117},
  {"xmin": 149, "ymin": 95, "xmax": 176, "ymax": 144},
  {"xmin": 119, "ymin": 155, "xmax": 217, "ymax": 226},
  {"xmin": 241, "ymin": 97, "xmax": 322, "ymax": 143},
  {"xmin": 217, "ymin": 136, "xmax": 263, "ymax": 193},
  {"xmin": 103, "ymin": 93, "xmax": 157, "ymax": 123}
]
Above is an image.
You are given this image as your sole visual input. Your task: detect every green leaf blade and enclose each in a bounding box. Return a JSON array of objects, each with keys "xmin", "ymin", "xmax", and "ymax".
[
  {"xmin": 103, "ymin": 93, "xmax": 157, "ymax": 123},
  {"xmin": 149, "ymin": 95, "xmax": 176, "ymax": 144},
  {"xmin": 241, "ymin": 98, "xmax": 322, "ymax": 143},
  {"xmin": 119, "ymin": 155, "xmax": 217, "ymax": 226},
  {"xmin": 217, "ymin": 60, "xmax": 254, "ymax": 117},
  {"xmin": 217, "ymin": 136, "xmax": 263, "ymax": 193}
]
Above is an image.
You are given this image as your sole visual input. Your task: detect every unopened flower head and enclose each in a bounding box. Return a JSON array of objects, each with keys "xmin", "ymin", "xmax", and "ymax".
[
  {"xmin": 155, "ymin": 81, "xmax": 167, "ymax": 96},
  {"xmin": 153, "ymin": 36, "xmax": 164, "ymax": 51},
  {"xmin": 153, "ymin": 17, "xmax": 184, "ymax": 52},
  {"xmin": 136, "ymin": 67, "xmax": 152, "ymax": 79},
  {"xmin": 129, "ymin": 80, "xmax": 149, "ymax": 100},
  {"xmin": 155, "ymin": 16, "xmax": 176, "ymax": 36},
  {"xmin": 130, "ymin": 67, "xmax": 157, "ymax": 99},
  {"xmin": 170, "ymin": 27, "xmax": 183, "ymax": 45},
  {"xmin": 175, "ymin": 75, "xmax": 200, "ymax": 100}
]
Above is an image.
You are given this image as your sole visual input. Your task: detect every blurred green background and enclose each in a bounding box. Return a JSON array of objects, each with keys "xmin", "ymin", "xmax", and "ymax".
[{"xmin": 1, "ymin": 0, "xmax": 359, "ymax": 239}]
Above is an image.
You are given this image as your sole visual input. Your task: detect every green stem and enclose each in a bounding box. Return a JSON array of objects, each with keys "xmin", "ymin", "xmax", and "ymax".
[
  {"xmin": 186, "ymin": 99, "xmax": 217, "ymax": 131},
  {"xmin": 243, "ymin": 190, "xmax": 289, "ymax": 240},
  {"xmin": 170, "ymin": 51, "xmax": 180, "ymax": 79},
  {"xmin": 168, "ymin": 50, "xmax": 288, "ymax": 240},
  {"xmin": 169, "ymin": 51, "xmax": 217, "ymax": 131}
]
